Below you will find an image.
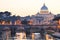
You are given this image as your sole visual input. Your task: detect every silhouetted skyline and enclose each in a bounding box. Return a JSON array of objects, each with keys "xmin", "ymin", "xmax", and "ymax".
[{"xmin": 0, "ymin": 0, "xmax": 60, "ymax": 17}]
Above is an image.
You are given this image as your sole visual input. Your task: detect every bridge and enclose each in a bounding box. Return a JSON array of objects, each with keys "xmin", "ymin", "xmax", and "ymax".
[
  {"xmin": 0, "ymin": 24, "xmax": 57, "ymax": 29},
  {"xmin": 0, "ymin": 24, "xmax": 57, "ymax": 31}
]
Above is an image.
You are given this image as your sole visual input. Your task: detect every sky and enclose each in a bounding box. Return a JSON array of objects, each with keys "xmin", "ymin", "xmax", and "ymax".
[{"xmin": 0, "ymin": 0, "xmax": 60, "ymax": 17}]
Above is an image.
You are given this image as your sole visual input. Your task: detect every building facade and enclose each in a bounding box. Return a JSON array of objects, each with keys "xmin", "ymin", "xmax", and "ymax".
[{"xmin": 30, "ymin": 4, "xmax": 55, "ymax": 25}]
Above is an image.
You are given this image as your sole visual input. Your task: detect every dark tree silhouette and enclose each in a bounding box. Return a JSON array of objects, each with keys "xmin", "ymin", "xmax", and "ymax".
[
  {"xmin": 21, "ymin": 19, "xmax": 28, "ymax": 25},
  {"xmin": 4, "ymin": 11, "xmax": 11, "ymax": 16},
  {"xmin": 10, "ymin": 27, "xmax": 16, "ymax": 37}
]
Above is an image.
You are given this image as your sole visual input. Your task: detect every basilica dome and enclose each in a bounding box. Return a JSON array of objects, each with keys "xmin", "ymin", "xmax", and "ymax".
[{"xmin": 41, "ymin": 4, "xmax": 48, "ymax": 10}]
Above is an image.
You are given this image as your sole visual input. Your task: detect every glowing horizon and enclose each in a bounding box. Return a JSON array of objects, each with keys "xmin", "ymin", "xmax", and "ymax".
[{"xmin": 0, "ymin": 0, "xmax": 60, "ymax": 17}]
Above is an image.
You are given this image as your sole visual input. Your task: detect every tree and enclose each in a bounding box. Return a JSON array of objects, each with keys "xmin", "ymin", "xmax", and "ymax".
[
  {"xmin": 4, "ymin": 11, "xmax": 11, "ymax": 16},
  {"xmin": 21, "ymin": 19, "xmax": 28, "ymax": 25}
]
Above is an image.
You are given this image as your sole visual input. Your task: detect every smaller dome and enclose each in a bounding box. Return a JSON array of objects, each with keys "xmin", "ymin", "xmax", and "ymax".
[{"xmin": 41, "ymin": 4, "xmax": 48, "ymax": 10}]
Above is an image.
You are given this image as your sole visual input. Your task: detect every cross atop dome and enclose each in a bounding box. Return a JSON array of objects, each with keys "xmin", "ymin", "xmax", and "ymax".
[{"xmin": 41, "ymin": 3, "xmax": 48, "ymax": 10}]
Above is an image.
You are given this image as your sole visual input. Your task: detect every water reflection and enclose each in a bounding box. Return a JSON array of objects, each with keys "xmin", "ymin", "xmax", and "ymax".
[
  {"xmin": 0, "ymin": 27, "xmax": 60, "ymax": 40},
  {"xmin": 16, "ymin": 32, "xmax": 26, "ymax": 40},
  {"xmin": 0, "ymin": 32, "xmax": 58, "ymax": 40}
]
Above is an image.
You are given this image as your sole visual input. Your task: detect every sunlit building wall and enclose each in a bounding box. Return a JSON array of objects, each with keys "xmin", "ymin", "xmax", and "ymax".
[
  {"xmin": 0, "ymin": 20, "xmax": 22, "ymax": 25},
  {"xmin": 0, "ymin": 20, "xmax": 12, "ymax": 25},
  {"xmin": 30, "ymin": 4, "xmax": 54, "ymax": 25},
  {"xmin": 5, "ymin": 21, "xmax": 12, "ymax": 25},
  {"xmin": 1, "ymin": 21, "xmax": 5, "ymax": 25},
  {"xmin": 28, "ymin": 19, "xmax": 33, "ymax": 25},
  {"xmin": 15, "ymin": 20, "xmax": 22, "ymax": 25},
  {"xmin": 57, "ymin": 19, "xmax": 60, "ymax": 29}
]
